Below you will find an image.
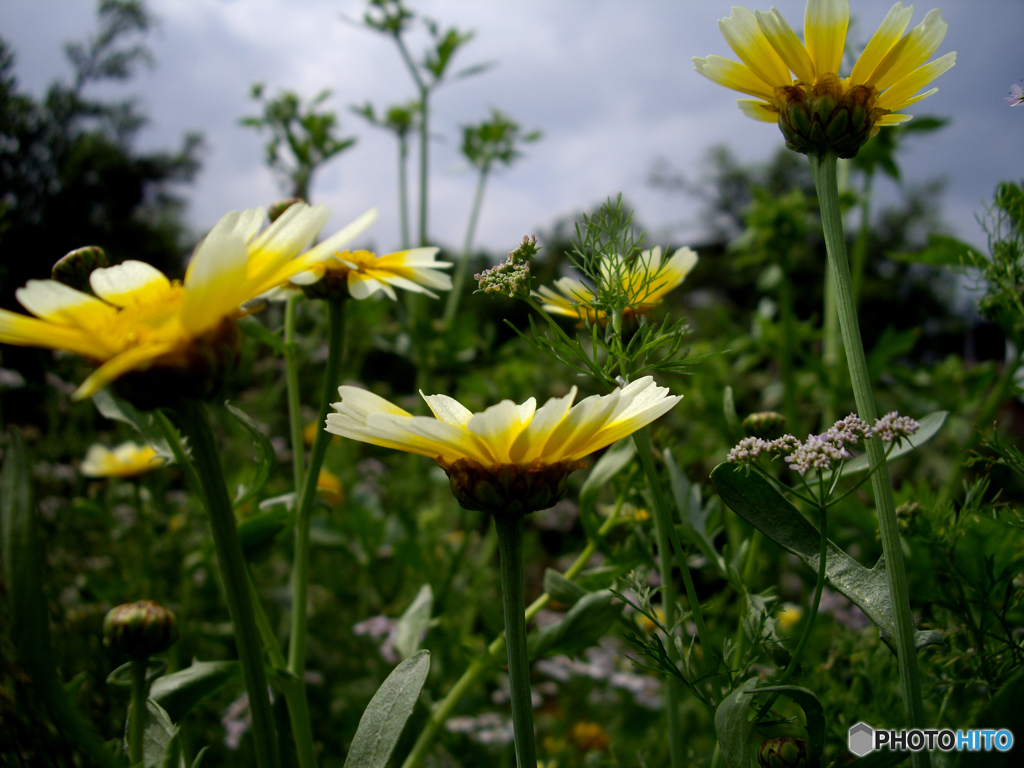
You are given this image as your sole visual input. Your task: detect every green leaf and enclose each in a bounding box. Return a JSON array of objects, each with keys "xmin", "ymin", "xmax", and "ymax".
[
  {"xmin": 343, "ymin": 650, "xmax": 431, "ymax": 768},
  {"xmin": 957, "ymin": 670, "xmax": 1024, "ymax": 768},
  {"xmin": 394, "ymin": 584, "xmax": 433, "ymax": 660},
  {"xmin": 843, "ymin": 411, "xmax": 948, "ymax": 474},
  {"xmin": 92, "ymin": 389, "xmax": 174, "ymax": 461},
  {"xmin": 2, "ymin": 430, "xmax": 125, "ymax": 768},
  {"xmin": 528, "ymin": 590, "xmax": 623, "ymax": 659},
  {"xmin": 237, "ymin": 506, "xmax": 292, "ymax": 562},
  {"xmin": 148, "ymin": 660, "xmax": 241, "ymax": 724},
  {"xmin": 714, "ymin": 677, "xmax": 758, "ymax": 768},
  {"xmin": 543, "ymin": 568, "xmax": 589, "ymax": 607},
  {"xmin": 190, "ymin": 747, "xmax": 210, "ymax": 768},
  {"xmin": 578, "ymin": 438, "xmax": 635, "ymax": 541},
  {"xmin": 158, "ymin": 731, "xmax": 182, "ymax": 768},
  {"xmin": 239, "ymin": 316, "xmax": 286, "ymax": 353},
  {"xmin": 124, "ymin": 700, "xmax": 178, "ymax": 768},
  {"xmin": 723, "ymin": 385, "xmax": 741, "ymax": 441},
  {"xmin": 710, "ymin": 463, "xmax": 943, "ymax": 652},
  {"xmin": 890, "ymin": 233, "xmax": 984, "ymax": 267},
  {"xmin": 665, "ymin": 448, "xmax": 724, "ymax": 575},
  {"xmin": 751, "ymin": 685, "xmax": 824, "ymax": 765},
  {"xmin": 224, "ymin": 403, "xmax": 275, "ymax": 509}
]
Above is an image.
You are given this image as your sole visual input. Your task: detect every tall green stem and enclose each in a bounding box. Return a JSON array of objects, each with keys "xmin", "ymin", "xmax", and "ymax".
[
  {"xmin": 128, "ymin": 656, "xmax": 148, "ymax": 766},
  {"xmin": 285, "ymin": 295, "xmax": 306, "ymax": 493},
  {"xmin": 289, "ymin": 299, "xmax": 346, "ymax": 677},
  {"xmin": 400, "ymin": 503, "xmax": 622, "ymax": 768},
  {"xmin": 174, "ymin": 401, "xmax": 280, "ymax": 768},
  {"xmin": 810, "ymin": 152, "xmax": 927, "ymax": 766},
  {"xmin": 398, "ymin": 133, "xmax": 411, "ymax": 250},
  {"xmin": 444, "ymin": 165, "xmax": 489, "ymax": 325},
  {"xmin": 493, "ymin": 514, "xmax": 536, "ymax": 768},
  {"xmin": 778, "ymin": 249, "xmax": 799, "ymax": 432}
]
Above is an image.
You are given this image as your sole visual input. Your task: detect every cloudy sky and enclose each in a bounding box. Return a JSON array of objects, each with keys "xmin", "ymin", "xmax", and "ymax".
[{"xmin": 2, "ymin": 1, "xmax": 1021, "ymax": 255}]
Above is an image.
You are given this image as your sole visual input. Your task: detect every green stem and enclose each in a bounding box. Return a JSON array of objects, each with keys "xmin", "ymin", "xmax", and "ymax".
[
  {"xmin": 493, "ymin": 513, "xmax": 536, "ymax": 768},
  {"xmin": 128, "ymin": 656, "xmax": 148, "ymax": 766},
  {"xmin": 285, "ymin": 295, "xmax": 306, "ymax": 494},
  {"xmin": 289, "ymin": 299, "xmax": 346, "ymax": 678},
  {"xmin": 778, "ymin": 250, "xmax": 799, "ymax": 432},
  {"xmin": 417, "ymin": 95, "xmax": 429, "ymax": 246},
  {"xmin": 400, "ymin": 503, "xmax": 622, "ymax": 768},
  {"xmin": 822, "ymin": 262, "xmax": 842, "ymax": 430},
  {"xmin": 444, "ymin": 164, "xmax": 489, "ymax": 325},
  {"xmin": 174, "ymin": 401, "xmax": 279, "ymax": 768},
  {"xmin": 398, "ymin": 133, "xmax": 411, "ymax": 251},
  {"xmin": 810, "ymin": 152, "xmax": 927, "ymax": 765}
]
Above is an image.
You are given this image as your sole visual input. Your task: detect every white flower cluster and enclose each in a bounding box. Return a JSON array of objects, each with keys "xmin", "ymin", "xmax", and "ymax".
[{"xmin": 727, "ymin": 412, "xmax": 919, "ymax": 476}]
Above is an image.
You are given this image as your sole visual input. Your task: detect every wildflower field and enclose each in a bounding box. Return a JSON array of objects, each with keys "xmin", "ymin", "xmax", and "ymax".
[{"xmin": 1, "ymin": 2, "xmax": 1022, "ymax": 767}]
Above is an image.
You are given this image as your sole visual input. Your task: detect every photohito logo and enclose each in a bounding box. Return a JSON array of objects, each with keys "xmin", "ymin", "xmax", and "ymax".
[{"xmin": 848, "ymin": 723, "xmax": 1014, "ymax": 755}]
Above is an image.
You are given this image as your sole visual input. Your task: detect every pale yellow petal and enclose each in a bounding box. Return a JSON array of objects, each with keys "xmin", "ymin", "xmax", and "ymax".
[
  {"xmin": 693, "ymin": 55, "xmax": 777, "ymax": 101},
  {"xmin": 246, "ymin": 203, "xmax": 328, "ymax": 282},
  {"xmin": 333, "ymin": 385, "xmax": 413, "ymax": 420},
  {"xmin": 348, "ymin": 273, "xmax": 396, "ymax": 301},
  {"xmin": 90, "ymin": 261, "xmax": 172, "ymax": 307},
  {"xmin": 300, "ymin": 208, "xmax": 379, "ymax": 266},
  {"xmin": 876, "ymin": 51, "xmax": 955, "ymax": 111},
  {"xmin": 181, "ymin": 225, "xmax": 250, "ymax": 334},
  {"xmin": 868, "ymin": 9, "xmax": 947, "ymax": 91},
  {"xmin": 848, "ymin": 3, "xmax": 913, "ymax": 86},
  {"xmin": 16, "ymin": 280, "xmax": 116, "ymax": 327},
  {"xmin": 0, "ymin": 307, "xmax": 111, "ymax": 358},
  {"xmin": 467, "ymin": 400, "xmax": 529, "ymax": 464},
  {"xmin": 756, "ymin": 8, "xmax": 815, "ymax": 83},
  {"xmin": 72, "ymin": 341, "xmax": 176, "ymax": 401},
  {"xmin": 804, "ymin": 0, "xmax": 849, "ymax": 77},
  {"xmin": 875, "ymin": 113, "xmax": 914, "ymax": 126},
  {"xmin": 737, "ymin": 99, "xmax": 780, "ymax": 122},
  {"xmin": 718, "ymin": 7, "xmax": 793, "ymax": 88},
  {"xmin": 509, "ymin": 388, "xmax": 577, "ymax": 464},
  {"xmin": 421, "ymin": 392, "xmax": 474, "ymax": 428}
]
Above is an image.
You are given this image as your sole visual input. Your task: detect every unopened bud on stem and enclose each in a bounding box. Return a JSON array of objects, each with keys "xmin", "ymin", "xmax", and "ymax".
[{"xmin": 103, "ymin": 600, "xmax": 179, "ymax": 658}]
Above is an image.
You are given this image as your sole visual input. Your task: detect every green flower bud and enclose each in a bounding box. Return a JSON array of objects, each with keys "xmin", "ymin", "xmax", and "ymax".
[
  {"xmin": 438, "ymin": 457, "xmax": 585, "ymax": 517},
  {"xmin": 268, "ymin": 197, "xmax": 305, "ymax": 223},
  {"xmin": 776, "ymin": 74, "xmax": 883, "ymax": 159},
  {"xmin": 103, "ymin": 600, "xmax": 179, "ymax": 658},
  {"xmin": 52, "ymin": 246, "xmax": 109, "ymax": 294},
  {"xmin": 742, "ymin": 411, "xmax": 787, "ymax": 439},
  {"xmin": 757, "ymin": 736, "xmax": 808, "ymax": 768}
]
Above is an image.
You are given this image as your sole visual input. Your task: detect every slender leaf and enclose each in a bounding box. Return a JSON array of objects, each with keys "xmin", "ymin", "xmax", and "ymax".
[
  {"xmin": 715, "ymin": 677, "xmax": 758, "ymax": 768},
  {"xmin": 844, "ymin": 411, "xmax": 948, "ymax": 474},
  {"xmin": 92, "ymin": 389, "xmax": 174, "ymax": 461},
  {"xmin": 543, "ymin": 568, "xmax": 589, "ymax": 607},
  {"xmin": 343, "ymin": 650, "xmax": 431, "ymax": 768},
  {"xmin": 149, "ymin": 660, "xmax": 241, "ymax": 724},
  {"xmin": 394, "ymin": 584, "xmax": 434, "ymax": 660},
  {"xmin": 578, "ymin": 438, "xmax": 635, "ymax": 541},
  {"xmin": 890, "ymin": 233, "xmax": 984, "ymax": 267},
  {"xmin": 751, "ymin": 685, "xmax": 825, "ymax": 764},
  {"xmin": 237, "ymin": 506, "xmax": 292, "ymax": 562},
  {"xmin": 528, "ymin": 590, "xmax": 623, "ymax": 659},
  {"xmin": 224, "ymin": 403, "xmax": 275, "ymax": 509},
  {"xmin": 665, "ymin": 448, "xmax": 724, "ymax": 574},
  {"xmin": 711, "ymin": 463, "xmax": 943, "ymax": 652}
]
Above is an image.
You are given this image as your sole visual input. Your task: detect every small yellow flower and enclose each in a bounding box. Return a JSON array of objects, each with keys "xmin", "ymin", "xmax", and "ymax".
[
  {"xmin": 777, "ymin": 602, "xmax": 804, "ymax": 634},
  {"xmin": 0, "ymin": 203, "xmax": 374, "ymax": 401},
  {"xmin": 316, "ymin": 468, "xmax": 344, "ymax": 506},
  {"xmin": 536, "ymin": 246, "xmax": 698, "ymax": 324},
  {"xmin": 326, "ymin": 377, "xmax": 681, "ymax": 514},
  {"xmin": 569, "ymin": 722, "xmax": 611, "ymax": 752},
  {"xmin": 79, "ymin": 441, "xmax": 164, "ymax": 478},
  {"xmin": 694, "ymin": 1, "xmax": 955, "ymax": 156},
  {"xmin": 286, "ymin": 247, "xmax": 453, "ymax": 301}
]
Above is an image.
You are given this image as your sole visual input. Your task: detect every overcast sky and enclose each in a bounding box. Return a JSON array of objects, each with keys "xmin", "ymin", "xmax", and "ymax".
[{"xmin": 2, "ymin": 1, "xmax": 1021, "ymax": 256}]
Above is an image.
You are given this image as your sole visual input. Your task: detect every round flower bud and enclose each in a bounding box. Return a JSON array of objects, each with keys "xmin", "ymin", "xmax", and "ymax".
[
  {"xmin": 742, "ymin": 411, "xmax": 787, "ymax": 439},
  {"xmin": 52, "ymin": 246, "xmax": 109, "ymax": 294},
  {"xmin": 268, "ymin": 197, "xmax": 305, "ymax": 223},
  {"xmin": 438, "ymin": 457, "xmax": 586, "ymax": 517},
  {"xmin": 776, "ymin": 74, "xmax": 882, "ymax": 159},
  {"xmin": 103, "ymin": 600, "xmax": 180, "ymax": 657},
  {"xmin": 757, "ymin": 736, "xmax": 808, "ymax": 768}
]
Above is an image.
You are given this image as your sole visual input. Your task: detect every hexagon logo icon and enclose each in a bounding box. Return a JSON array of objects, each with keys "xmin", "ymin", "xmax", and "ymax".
[{"xmin": 849, "ymin": 723, "xmax": 874, "ymax": 756}]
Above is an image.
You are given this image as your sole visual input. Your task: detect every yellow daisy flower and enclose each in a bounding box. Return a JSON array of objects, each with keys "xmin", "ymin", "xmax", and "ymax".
[
  {"xmin": 316, "ymin": 468, "xmax": 344, "ymax": 506},
  {"xmin": 693, "ymin": 0, "xmax": 955, "ymax": 157},
  {"xmin": 326, "ymin": 376, "xmax": 681, "ymax": 514},
  {"xmin": 776, "ymin": 602, "xmax": 804, "ymax": 634},
  {"xmin": 79, "ymin": 441, "xmax": 164, "ymax": 478},
  {"xmin": 286, "ymin": 247, "xmax": 453, "ymax": 301},
  {"xmin": 536, "ymin": 246, "xmax": 698, "ymax": 324},
  {"xmin": 0, "ymin": 203, "xmax": 374, "ymax": 401}
]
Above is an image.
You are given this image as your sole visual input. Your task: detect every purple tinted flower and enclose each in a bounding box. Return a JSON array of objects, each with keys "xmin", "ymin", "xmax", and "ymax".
[{"xmin": 1007, "ymin": 82, "xmax": 1024, "ymax": 107}]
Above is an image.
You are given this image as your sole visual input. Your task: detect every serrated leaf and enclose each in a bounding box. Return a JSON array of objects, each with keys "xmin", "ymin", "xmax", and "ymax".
[
  {"xmin": 751, "ymin": 685, "xmax": 824, "ymax": 764},
  {"xmin": 124, "ymin": 700, "xmax": 177, "ymax": 768},
  {"xmin": 578, "ymin": 438, "xmax": 635, "ymax": 541},
  {"xmin": 149, "ymin": 660, "xmax": 241, "ymax": 724},
  {"xmin": 394, "ymin": 585, "xmax": 433, "ymax": 660},
  {"xmin": 543, "ymin": 568, "xmax": 588, "ymax": 607},
  {"xmin": 890, "ymin": 233, "xmax": 983, "ymax": 267},
  {"xmin": 715, "ymin": 677, "xmax": 758, "ymax": 768},
  {"xmin": 343, "ymin": 650, "xmax": 431, "ymax": 768},
  {"xmin": 710, "ymin": 463, "xmax": 943, "ymax": 652},
  {"xmin": 844, "ymin": 411, "xmax": 948, "ymax": 474},
  {"xmin": 224, "ymin": 403, "xmax": 274, "ymax": 509},
  {"xmin": 92, "ymin": 389, "xmax": 174, "ymax": 461},
  {"xmin": 528, "ymin": 590, "xmax": 622, "ymax": 659}
]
